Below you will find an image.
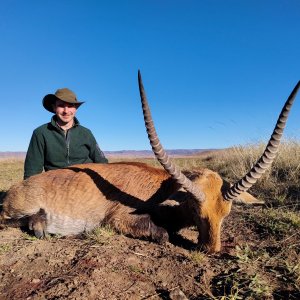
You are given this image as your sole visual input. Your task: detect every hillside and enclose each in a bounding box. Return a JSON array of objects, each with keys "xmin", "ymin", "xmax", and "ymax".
[{"xmin": 0, "ymin": 149, "xmax": 218, "ymax": 160}]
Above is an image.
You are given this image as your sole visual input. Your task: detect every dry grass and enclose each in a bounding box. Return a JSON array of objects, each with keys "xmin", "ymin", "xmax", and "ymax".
[
  {"xmin": 0, "ymin": 159, "xmax": 24, "ymax": 206},
  {"xmin": 185, "ymin": 140, "xmax": 300, "ymax": 208},
  {"xmin": 2, "ymin": 141, "xmax": 297, "ymax": 209},
  {"xmin": 0, "ymin": 142, "xmax": 299, "ymax": 298},
  {"xmin": 0, "ymin": 159, "xmax": 24, "ymax": 191}
]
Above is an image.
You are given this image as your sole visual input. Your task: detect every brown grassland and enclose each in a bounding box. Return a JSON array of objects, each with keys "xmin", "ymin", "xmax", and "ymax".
[{"xmin": 0, "ymin": 142, "xmax": 299, "ymax": 299}]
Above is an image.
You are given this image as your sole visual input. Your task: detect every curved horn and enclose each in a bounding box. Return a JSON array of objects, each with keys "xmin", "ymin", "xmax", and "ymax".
[
  {"xmin": 138, "ymin": 70, "xmax": 205, "ymax": 202},
  {"xmin": 223, "ymin": 81, "xmax": 300, "ymax": 201}
]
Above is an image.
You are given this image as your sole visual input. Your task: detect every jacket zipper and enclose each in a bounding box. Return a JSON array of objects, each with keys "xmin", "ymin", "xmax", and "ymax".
[{"xmin": 66, "ymin": 130, "xmax": 71, "ymax": 165}]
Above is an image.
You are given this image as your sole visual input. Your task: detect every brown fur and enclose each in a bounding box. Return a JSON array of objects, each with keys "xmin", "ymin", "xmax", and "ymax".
[{"xmin": 0, "ymin": 162, "xmax": 256, "ymax": 253}]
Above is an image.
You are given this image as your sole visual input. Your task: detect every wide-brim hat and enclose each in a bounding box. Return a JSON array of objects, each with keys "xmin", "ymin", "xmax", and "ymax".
[{"xmin": 43, "ymin": 88, "xmax": 85, "ymax": 113}]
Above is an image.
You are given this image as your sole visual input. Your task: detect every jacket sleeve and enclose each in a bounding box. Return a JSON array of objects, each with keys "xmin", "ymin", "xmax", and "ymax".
[
  {"xmin": 24, "ymin": 131, "xmax": 45, "ymax": 179},
  {"xmin": 88, "ymin": 131, "xmax": 108, "ymax": 164}
]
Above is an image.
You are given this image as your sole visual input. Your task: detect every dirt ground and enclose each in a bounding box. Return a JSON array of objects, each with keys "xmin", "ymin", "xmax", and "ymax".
[{"xmin": 1, "ymin": 206, "xmax": 299, "ymax": 300}]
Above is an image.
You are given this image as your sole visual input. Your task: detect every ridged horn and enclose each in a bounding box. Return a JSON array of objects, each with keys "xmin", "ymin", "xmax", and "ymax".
[
  {"xmin": 223, "ymin": 81, "xmax": 300, "ymax": 201},
  {"xmin": 138, "ymin": 70, "xmax": 205, "ymax": 202}
]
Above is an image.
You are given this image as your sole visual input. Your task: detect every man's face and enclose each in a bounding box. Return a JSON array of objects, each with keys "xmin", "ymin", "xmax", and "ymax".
[{"xmin": 53, "ymin": 99, "xmax": 77, "ymax": 124}]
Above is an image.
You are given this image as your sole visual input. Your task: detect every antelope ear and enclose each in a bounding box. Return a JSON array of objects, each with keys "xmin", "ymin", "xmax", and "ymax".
[
  {"xmin": 222, "ymin": 180, "xmax": 264, "ymax": 205},
  {"xmin": 234, "ymin": 191, "xmax": 265, "ymax": 205}
]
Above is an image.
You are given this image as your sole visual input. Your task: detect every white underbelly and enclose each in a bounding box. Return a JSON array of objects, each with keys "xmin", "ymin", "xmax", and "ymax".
[{"xmin": 46, "ymin": 213, "xmax": 98, "ymax": 235}]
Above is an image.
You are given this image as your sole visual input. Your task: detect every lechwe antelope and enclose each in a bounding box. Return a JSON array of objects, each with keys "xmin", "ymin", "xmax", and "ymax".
[{"xmin": 1, "ymin": 73, "xmax": 299, "ymax": 253}]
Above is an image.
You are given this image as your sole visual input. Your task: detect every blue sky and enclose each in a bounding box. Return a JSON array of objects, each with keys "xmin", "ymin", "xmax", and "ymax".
[{"xmin": 0, "ymin": 0, "xmax": 299, "ymax": 151}]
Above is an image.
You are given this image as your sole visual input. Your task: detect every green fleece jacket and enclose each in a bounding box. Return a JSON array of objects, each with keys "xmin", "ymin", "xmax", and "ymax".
[{"xmin": 24, "ymin": 116, "xmax": 108, "ymax": 179}]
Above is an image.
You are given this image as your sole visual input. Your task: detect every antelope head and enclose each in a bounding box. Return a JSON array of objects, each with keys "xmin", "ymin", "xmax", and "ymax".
[{"xmin": 138, "ymin": 71, "xmax": 300, "ymax": 253}]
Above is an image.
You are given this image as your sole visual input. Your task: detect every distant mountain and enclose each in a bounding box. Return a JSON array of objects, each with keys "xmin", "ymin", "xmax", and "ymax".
[
  {"xmin": 104, "ymin": 149, "xmax": 216, "ymax": 157},
  {"xmin": 0, "ymin": 152, "xmax": 26, "ymax": 159},
  {"xmin": 0, "ymin": 149, "xmax": 217, "ymax": 159}
]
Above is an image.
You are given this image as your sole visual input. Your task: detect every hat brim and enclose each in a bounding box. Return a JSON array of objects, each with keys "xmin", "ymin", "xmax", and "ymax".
[{"xmin": 43, "ymin": 94, "xmax": 84, "ymax": 113}]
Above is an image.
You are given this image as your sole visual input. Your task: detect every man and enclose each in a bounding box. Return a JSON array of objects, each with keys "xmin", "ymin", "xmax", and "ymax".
[{"xmin": 24, "ymin": 88, "xmax": 108, "ymax": 179}]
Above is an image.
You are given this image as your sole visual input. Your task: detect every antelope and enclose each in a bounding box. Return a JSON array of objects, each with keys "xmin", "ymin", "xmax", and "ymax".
[{"xmin": 0, "ymin": 73, "xmax": 299, "ymax": 253}]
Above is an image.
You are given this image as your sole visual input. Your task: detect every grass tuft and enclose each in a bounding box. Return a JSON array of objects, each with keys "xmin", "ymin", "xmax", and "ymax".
[
  {"xmin": 190, "ymin": 250, "xmax": 207, "ymax": 264},
  {"xmin": 85, "ymin": 225, "xmax": 116, "ymax": 245},
  {"xmin": 0, "ymin": 244, "xmax": 11, "ymax": 255}
]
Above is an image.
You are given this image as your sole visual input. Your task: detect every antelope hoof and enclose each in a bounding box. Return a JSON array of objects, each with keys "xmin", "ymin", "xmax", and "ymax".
[{"xmin": 151, "ymin": 224, "xmax": 169, "ymax": 244}]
